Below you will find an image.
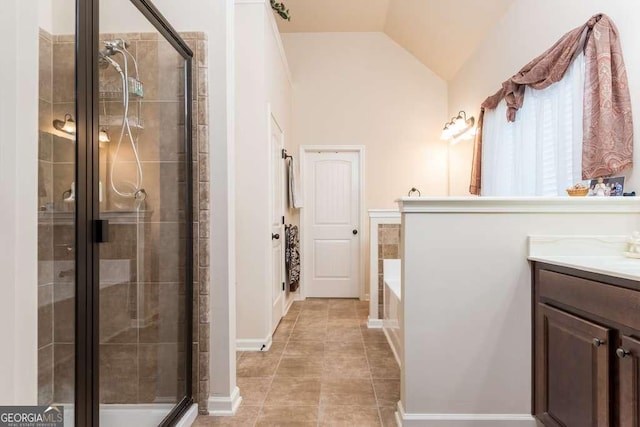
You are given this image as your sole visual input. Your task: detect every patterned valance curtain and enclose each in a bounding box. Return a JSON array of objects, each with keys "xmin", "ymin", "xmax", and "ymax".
[{"xmin": 470, "ymin": 14, "xmax": 633, "ymax": 195}]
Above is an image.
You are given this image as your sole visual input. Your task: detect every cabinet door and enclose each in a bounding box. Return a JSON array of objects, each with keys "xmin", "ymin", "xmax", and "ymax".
[
  {"xmin": 619, "ymin": 335, "xmax": 640, "ymax": 427},
  {"xmin": 535, "ymin": 304, "xmax": 611, "ymax": 427}
]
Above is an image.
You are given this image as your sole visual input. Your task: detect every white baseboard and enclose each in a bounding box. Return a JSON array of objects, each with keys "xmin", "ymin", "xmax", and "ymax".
[
  {"xmin": 367, "ymin": 318, "xmax": 383, "ymax": 328},
  {"xmin": 175, "ymin": 403, "xmax": 198, "ymax": 427},
  {"xmin": 236, "ymin": 335, "xmax": 272, "ymax": 352},
  {"xmin": 397, "ymin": 402, "xmax": 537, "ymax": 427},
  {"xmin": 208, "ymin": 386, "xmax": 242, "ymax": 416}
]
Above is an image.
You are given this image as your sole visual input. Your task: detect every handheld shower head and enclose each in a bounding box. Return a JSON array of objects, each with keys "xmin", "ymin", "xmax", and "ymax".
[{"xmin": 99, "ymin": 51, "xmax": 123, "ymax": 74}]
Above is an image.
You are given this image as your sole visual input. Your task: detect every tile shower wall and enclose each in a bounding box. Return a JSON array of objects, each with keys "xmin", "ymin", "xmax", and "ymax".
[
  {"xmin": 37, "ymin": 30, "xmax": 210, "ymax": 412},
  {"xmin": 378, "ymin": 224, "xmax": 401, "ymax": 318}
]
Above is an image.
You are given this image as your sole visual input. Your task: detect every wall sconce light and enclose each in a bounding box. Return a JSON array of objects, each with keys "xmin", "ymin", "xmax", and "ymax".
[
  {"xmin": 440, "ymin": 110, "xmax": 476, "ymax": 143},
  {"xmin": 99, "ymin": 129, "xmax": 111, "ymax": 143},
  {"xmin": 53, "ymin": 114, "xmax": 111, "ymax": 143},
  {"xmin": 52, "ymin": 113, "xmax": 76, "ymax": 135}
]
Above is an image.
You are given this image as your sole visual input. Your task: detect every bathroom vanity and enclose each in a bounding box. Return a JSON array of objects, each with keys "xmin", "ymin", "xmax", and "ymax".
[{"xmin": 531, "ymin": 260, "xmax": 640, "ymax": 426}]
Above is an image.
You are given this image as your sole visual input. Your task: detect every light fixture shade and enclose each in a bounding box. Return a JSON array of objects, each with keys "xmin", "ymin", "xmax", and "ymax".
[
  {"xmin": 440, "ymin": 126, "xmax": 452, "ymax": 140},
  {"xmin": 99, "ymin": 129, "xmax": 111, "ymax": 143},
  {"xmin": 62, "ymin": 119, "xmax": 76, "ymax": 134},
  {"xmin": 441, "ymin": 110, "xmax": 476, "ymax": 143},
  {"xmin": 453, "ymin": 116, "xmax": 465, "ymax": 131},
  {"xmin": 53, "ymin": 113, "xmax": 76, "ymax": 135}
]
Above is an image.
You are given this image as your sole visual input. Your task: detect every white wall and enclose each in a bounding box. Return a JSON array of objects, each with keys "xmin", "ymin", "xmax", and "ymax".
[
  {"xmin": 282, "ymin": 32, "xmax": 448, "ymax": 298},
  {"xmin": 265, "ymin": 9, "xmax": 295, "ymax": 311},
  {"xmin": 448, "ymin": 0, "xmax": 640, "ymax": 196},
  {"xmin": 399, "ymin": 198, "xmax": 640, "ymax": 425},
  {"xmin": 235, "ymin": 1, "xmax": 293, "ymax": 345},
  {"xmin": 0, "ymin": 0, "xmax": 39, "ymax": 405},
  {"xmin": 38, "ymin": 0, "xmax": 53, "ymax": 33},
  {"xmin": 235, "ymin": 2, "xmax": 269, "ymax": 344},
  {"xmin": 283, "ymin": 32, "xmax": 449, "ymax": 208}
]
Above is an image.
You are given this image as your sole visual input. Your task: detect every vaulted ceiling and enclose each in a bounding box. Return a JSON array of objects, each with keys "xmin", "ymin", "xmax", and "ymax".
[{"xmin": 276, "ymin": 0, "xmax": 515, "ymax": 81}]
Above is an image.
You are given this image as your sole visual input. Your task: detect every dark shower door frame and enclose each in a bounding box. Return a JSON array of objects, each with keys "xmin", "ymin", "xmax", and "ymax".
[{"xmin": 75, "ymin": 0, "xmax": 194, "ymax": 426}]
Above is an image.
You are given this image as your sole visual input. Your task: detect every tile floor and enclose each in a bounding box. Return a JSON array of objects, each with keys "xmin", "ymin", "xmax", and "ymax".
[{"xmin": 194, "ymin": 298, "xmax": 400, "ymax": 426}]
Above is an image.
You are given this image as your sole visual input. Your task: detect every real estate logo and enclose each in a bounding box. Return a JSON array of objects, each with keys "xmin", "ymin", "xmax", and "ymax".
[{"xmin": 0, "ymin": 406, "xmax": 63, "ymax": 427}]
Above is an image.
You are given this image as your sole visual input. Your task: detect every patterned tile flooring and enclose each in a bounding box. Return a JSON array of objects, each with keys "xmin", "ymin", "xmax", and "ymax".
[{"xmin": 194, "ymin": 299, "xmax": 400, "ymax": 426}]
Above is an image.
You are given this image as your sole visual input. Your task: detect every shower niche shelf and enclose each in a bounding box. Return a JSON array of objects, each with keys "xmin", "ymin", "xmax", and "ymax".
[
  {"xmin": 99, "ymin": 89, "xmax": 144, "ymax": 100},
  {"xmin": 99, "ymin": 78, "xmax": 144, "ymax": 100}
]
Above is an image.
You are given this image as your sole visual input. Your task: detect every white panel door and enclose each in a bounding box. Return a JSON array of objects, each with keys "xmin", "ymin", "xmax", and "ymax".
[
  {"xmin": 304, "ymin": 151, "xmax": 360, "ymax": 298},
  {"xmin": 270, "ymin": 116, "xmax": 285, "ymax": 332}
]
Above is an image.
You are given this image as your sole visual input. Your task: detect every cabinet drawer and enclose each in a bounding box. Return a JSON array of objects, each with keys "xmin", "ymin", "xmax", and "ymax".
[{"xmin": 539, "ymin": 270, "xmax": 640, "ymax": 331}]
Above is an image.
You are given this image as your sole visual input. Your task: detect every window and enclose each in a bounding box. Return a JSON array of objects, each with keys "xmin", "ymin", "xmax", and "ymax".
[{"xmin": 481, "ymin": 54, "xmax": 585, "ymax": 196}]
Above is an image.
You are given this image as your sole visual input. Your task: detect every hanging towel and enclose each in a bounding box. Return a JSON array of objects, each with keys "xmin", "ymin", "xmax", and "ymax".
[
  {"xmin": 287, "ymin": 157, "xmax": 303, "ymax": 209},
  {"xmin": 285, "ymin": 224, "xmax": 300, "ymax": 292}
]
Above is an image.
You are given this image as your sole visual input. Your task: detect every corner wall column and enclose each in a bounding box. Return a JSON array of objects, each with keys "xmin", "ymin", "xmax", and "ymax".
[{"xmin": 209, "ymin": 0, "xmax": 241, "ymax": 416}]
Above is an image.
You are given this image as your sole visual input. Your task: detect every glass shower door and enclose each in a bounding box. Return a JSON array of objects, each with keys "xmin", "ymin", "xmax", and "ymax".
[{"xmin": 98, "ymin": 1, "xmax": 193, "ymax": 425}]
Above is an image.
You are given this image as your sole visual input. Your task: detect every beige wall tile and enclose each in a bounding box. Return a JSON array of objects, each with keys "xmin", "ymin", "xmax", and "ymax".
[{"xmin": 38, "ymin": 345, "xmax": 53, "ymax": 405}]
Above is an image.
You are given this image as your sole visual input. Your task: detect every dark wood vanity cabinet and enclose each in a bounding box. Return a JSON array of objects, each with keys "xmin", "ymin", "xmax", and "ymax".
[
  {"xmin": 533, "ymin": 263, "xmax": 640, "ymax": 427},
  {"xmin": 619, "ymin": 335, "xmax": 640, "ymax": 426}
]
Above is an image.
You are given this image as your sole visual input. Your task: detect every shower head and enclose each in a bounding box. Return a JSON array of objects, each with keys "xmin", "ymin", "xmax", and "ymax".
[
  {"xmin": 104, "ymin": 39, "xmax": 129, "ymax": 51},
  {"xmin": 99, "ymin": 39, "xmax": 129, "ymax": 59}
]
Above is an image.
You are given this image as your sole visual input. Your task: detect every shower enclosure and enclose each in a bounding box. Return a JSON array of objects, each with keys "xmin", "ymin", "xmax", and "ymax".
[{"xmin": 37, "ymin": 0, "xmax": 195, "ymax": 425}]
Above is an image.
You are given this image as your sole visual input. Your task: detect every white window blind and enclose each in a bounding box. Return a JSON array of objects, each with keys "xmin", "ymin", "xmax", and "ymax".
[{"xmin": 481, "ymin": 53, "xmax": 585, "ymax": 196}]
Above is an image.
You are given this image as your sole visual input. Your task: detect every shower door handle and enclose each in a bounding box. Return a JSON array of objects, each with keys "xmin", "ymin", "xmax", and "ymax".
[{"xmin": 95, "ymin": 219, "xmax": 110, "ymax": 243}]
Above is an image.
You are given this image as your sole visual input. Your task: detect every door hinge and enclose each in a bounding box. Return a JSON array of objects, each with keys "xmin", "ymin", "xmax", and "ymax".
[
  {"xmin": 282, "ymin": 282, "xmax": 285, "ymax": 291},
  {"xmin": 282, "ymin": 216, "xmax": 285, "ymax": 225}
]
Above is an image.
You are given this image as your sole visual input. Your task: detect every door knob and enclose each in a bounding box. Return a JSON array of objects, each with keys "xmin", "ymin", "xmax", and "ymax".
[
  {"xmin": 352, "ymin": 229, "xmax": 358, "ymax": 235},
  {"xmin": 272, "ymin": 233, "xmax": 280, "ymax": 240},
  {"xmin": 592, "ymin": 338, "xmax": 605, "ymax": 347},
  {"xmin": 617, "ymin": 348, "xmax": 631, "ymax": 359}
]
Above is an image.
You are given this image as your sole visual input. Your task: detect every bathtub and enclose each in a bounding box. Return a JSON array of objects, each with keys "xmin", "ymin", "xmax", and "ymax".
[{"xmin": 382, "ymin": 259, "xmax": 402, "ymax": 367}]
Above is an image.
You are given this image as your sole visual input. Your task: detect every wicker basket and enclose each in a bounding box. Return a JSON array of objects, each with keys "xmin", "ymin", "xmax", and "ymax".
[{"xmin": 566, "ymin": 187, "xmax": 590, "ymax": 197}]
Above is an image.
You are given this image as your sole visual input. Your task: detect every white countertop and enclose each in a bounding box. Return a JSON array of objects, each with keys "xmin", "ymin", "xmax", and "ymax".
[
  {"xmin": 397, "ymin": 197, "xmax": 640, "ymax": 213},
  {"xmin": 528, "ymin": 255, "xmax": 640, "ymax": 281},
  {"xmin": 528, "ymin": 235, "xmax": 640, "ymax": 281}
]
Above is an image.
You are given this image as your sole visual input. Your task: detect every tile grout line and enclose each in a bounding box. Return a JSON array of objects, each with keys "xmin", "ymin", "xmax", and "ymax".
[
  {"xmin": 360, "ymin": 305, "xmax": 385, "ymax": 427},
  {"xmin": 317, "ymin": 303, "xmax": 330, "ymax": 427},
  {"xmin": 253, "ymin": 302, "xmax": 302, "ymax": 426}
]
